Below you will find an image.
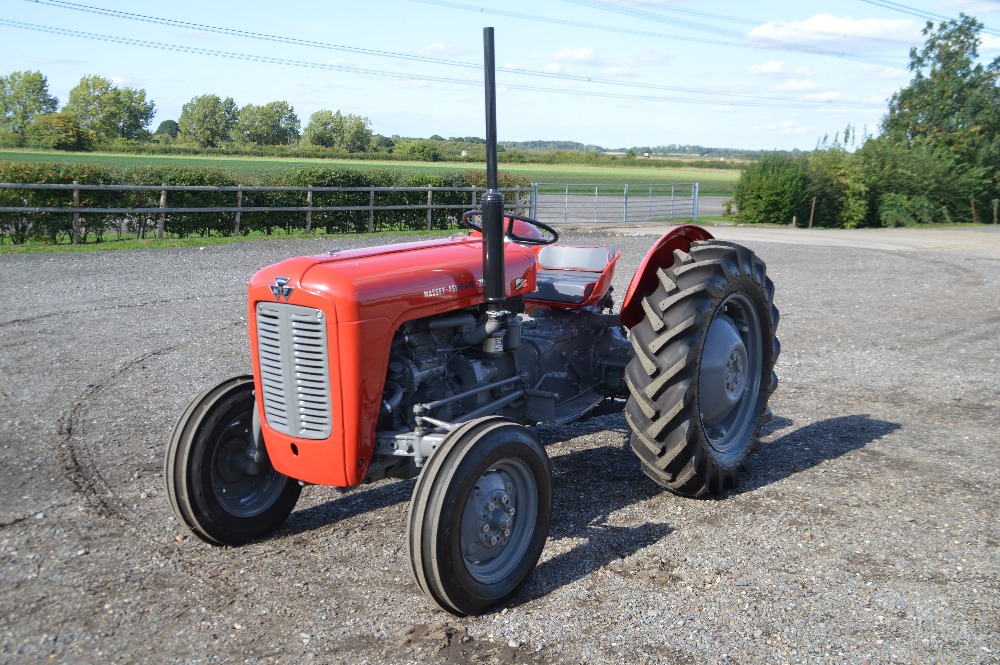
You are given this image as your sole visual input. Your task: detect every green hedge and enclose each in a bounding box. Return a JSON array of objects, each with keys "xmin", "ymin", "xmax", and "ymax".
[{"xmin": 0, "ymin": 160, "xmax": 531, "ymax": 244}]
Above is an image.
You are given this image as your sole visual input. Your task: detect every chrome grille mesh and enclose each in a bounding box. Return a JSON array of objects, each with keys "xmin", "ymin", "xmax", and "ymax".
[{"xmin": 255, "ymin": 302, "xmax": 333, "ymax": 439}]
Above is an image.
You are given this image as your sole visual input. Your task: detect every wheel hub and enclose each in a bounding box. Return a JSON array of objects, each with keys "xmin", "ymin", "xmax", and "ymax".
[
  {"xmin": 699, "ymin": 313, "xmax": 749, "ymax": 428},
  {"xmin": 462, "ymin": 471, "xmax": 517, "ymax": 564}
]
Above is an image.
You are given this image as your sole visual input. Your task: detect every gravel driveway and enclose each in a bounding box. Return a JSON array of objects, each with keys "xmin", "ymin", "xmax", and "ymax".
[{"xmin": 1, "ymin": 226, "xmax": 997, "ymax": 664}]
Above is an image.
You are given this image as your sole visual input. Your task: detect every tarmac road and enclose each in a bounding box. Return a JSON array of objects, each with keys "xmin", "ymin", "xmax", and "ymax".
[{"xmin": 0, "ymin": 225, "xmax": 997, "ymax": 664}]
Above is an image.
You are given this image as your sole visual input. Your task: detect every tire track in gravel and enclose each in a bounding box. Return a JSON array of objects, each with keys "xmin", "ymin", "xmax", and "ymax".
[
  {"xmin": 0, "ymin": 294, "xmax": 232, "ymax": 329},
  {"xmin": 58, "ymin": 345, "xmax": 182, "ymax": 528},
  {"xmin": 57, "ymin": 319, "xmax": 245, "ymax": 541}
]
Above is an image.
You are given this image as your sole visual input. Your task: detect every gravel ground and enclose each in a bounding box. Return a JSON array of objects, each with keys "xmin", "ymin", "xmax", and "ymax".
[{"xmin": 0, "ymin": 226, "xmax": 997, "ymax": 664}]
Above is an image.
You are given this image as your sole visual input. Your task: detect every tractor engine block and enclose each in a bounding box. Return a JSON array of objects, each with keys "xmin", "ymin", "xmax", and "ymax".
[{"xmin": 373, "ymin": 304, "xmax": 631, "ymax": 478}]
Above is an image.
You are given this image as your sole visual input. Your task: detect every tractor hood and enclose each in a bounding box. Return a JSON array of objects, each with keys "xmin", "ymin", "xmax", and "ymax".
[{"xmin": 249, "ymin": 235, "xmax": 537, "ymax": 327}]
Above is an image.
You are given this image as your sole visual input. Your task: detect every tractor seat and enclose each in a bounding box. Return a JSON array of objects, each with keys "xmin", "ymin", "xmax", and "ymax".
[{"xmin": 528, "ymin": 245, "xmax": 617, "ymax": 305}]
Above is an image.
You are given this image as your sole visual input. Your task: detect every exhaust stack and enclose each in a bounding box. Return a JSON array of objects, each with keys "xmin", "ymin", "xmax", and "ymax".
[{"xmin": 481, "ymin": 27, "xmax": 505, "ymax": 311}]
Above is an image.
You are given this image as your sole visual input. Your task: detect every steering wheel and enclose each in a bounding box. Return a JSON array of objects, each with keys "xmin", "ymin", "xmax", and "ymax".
[{"xmin": 461, "ymin": 210, "xmax": 559, "ymax": 246}]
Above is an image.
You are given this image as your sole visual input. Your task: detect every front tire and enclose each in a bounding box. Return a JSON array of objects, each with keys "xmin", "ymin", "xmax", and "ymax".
[
  {"xmin": 164, "ymin": 375, "xmax": 301, "ymax": 545},
  {"xmin": 407, "ymin": 417, "xmax": 552, "ymax": 615},
  {"xmin": 624, "ymin": 240, "xmax": 779, "ymax": 496}
]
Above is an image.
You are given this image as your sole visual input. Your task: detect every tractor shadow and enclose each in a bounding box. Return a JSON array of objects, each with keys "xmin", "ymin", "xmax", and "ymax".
[
  {"xmin": 734, "ymin": 413, "xmax": 901, "ymax": 495},
  {"xmin": 276, "ymin": 479, "xmax": 414, "ymax": 539},
  {"xmin": 510, "ymin": 412, "xmax": 900, "ymax": 607}
]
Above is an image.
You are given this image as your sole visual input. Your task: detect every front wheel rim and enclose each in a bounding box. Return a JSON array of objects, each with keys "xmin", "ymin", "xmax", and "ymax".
[
  {"xmin": 210, "ymin": 413, "xmax": 288, "ymax": 518},
  {"xmin": 698, "ymin": 293, "xmax": 763, "ymax": 454},
  {"xmin": 459, "ymin": 458, "xmax": 539, "ymax": 585}
]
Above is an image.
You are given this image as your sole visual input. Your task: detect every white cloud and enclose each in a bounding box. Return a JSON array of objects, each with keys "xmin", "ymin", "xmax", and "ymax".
[
  {"xmin": 751, "ymin": 120, "xmax": 814, "ymax": 135},
  {"xmin": 749, "ymin": 14, "xmax": 919, "ymax": 45},
  {"xmin": 981, "ymin": 34, "xmax": 1000, "ymax": 52},
  {"xmin": 861, "ymin": 64, "xmax": 911, "ymax": 80},
  {"xmin": 551, "ymin": 47, "xmax": 605, "ymax": 65},
  {"xmin": 750, "ymin": 60, "xmax": 812, "ymax": 76},
  {"xmin": 775, "ymin": 78, "xmax": 819, "ymax": 91},
  {"xmin": 805, "ymin": 91, "xmax": 843, "ymax": 101},
  {"xmin": 634, "ymin": 49, "xmax": 676, "ymax": 67}
]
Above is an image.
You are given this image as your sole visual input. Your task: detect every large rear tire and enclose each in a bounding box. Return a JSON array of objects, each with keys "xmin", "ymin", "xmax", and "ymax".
[
  {"xmin": 407, "ymin": 417, "xmax": 552, "ymax": 615},
  {"xmin": 164, "ymin": 376, "xmax": 301, "ymax": 545},
  {"xmin": 624, "ymin": 240, "xmax": 779, "ymax": 496}
]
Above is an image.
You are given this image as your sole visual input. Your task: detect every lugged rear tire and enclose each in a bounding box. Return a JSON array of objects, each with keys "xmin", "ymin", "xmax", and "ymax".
[{"xmin": 624, "ymin": 240, "xmax": 779, "ymax": 496}]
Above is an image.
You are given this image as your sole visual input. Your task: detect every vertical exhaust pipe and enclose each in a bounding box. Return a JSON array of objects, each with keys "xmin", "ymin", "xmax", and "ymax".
[{"xmin": 481, "ymin": 27, "xmax": 505, "ymax": 311}]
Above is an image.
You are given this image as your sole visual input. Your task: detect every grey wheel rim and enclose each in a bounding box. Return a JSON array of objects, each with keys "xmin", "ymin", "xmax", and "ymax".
[
  {"xmin": 211, "ymin": 415, "xmax": 288, "ymax": 518},
  {"xmin": 459, "ymin": 458, "xmax": 539, "ymax": 585},
  {"xmin": 698, "ymin": 293, "xmax": 763, "ymax": 454}
]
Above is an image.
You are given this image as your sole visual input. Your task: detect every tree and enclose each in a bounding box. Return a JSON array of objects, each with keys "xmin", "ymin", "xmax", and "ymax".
[
  {"xmin": 732, "ymin": 153, "xmax": 810, "ymax": 224},
  {"xmin": 24, "ymin": 111, "xmax": 90, "ymax": 151},
  {"xmin": 302, "ymin": 109, "xmax": 372, "ymax": 152},
  {"xmin": 232, "ymin": 101, "xmax": 299, "ymax": 145},
  {"xmin": 342, "ymin": 113, "xmax": 373, "ymax": 152},
  {"xmin": 0, "ymin": 70, "xmax": 59, "ymax": 134},
  {"xmin": 155, "ymin": 119, "xmax": 179, "ymax": 138},
  {"xmin": 63, "ymin": 75, "xmax": 155, "ymax": 142},
  {"xmin": 882, "ymin": 14, "xmax": 1000, "ymax": 181},
  {"xmin": 301, "ymin": 109, "xmax": 341, "ymax": 148},
  {"xmin": 178, "ymin": 95, "xmax": 238, "ymax": 147}
]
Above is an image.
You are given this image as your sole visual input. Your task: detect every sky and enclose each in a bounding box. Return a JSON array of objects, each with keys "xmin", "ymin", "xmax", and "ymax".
[{"xmin": 3, "ymin": 0, "xmax": 1000, "ymax": 151}]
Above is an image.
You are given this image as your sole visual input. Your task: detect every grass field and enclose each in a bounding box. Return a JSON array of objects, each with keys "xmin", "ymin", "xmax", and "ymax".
[{"xmin": 0, "ymin": 150, "xmax": 739, "ymax": 197}]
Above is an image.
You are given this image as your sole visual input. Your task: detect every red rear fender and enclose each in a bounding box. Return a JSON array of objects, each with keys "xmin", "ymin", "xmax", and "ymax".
[{"xmin": 619, "ymin": 225, "xmax": 714, "ymax": 329}]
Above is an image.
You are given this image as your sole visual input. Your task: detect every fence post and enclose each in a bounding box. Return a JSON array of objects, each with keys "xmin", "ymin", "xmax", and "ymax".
[
  {"xmin": 426, "ymin": 188, "xmax": 433, "ymax": 230},
  {"xmin": 71, "ymin": 181, "xmax": 81, "ymax": 244},
  {"xmin": 305, "ymin": 188, "xmax": 313, "ymax": 234},
  {"xmin": 530, "ymin": 183, "xmax": 537, "ymax": 219},
  {"xmin": 809, "ymin": 196, "xmax": 817, "ymax": 228},
  {"xmin": 564, "ymin": 184, "xmax": 569, "ymax": 224},
  {"xmin": 671, "ymin": 184, "xmax": 676, "ymax": 221},
  {"xmin": 234, "ymin": 186, "xmax": 243, "ymax": 236},
  {"xmin": 367, "ymin": 187, "xmax": 375, "ymax": 233},
  {"xmin": 692, "ymin": 182, "xmax": 699, "ymax": 221},
  {"xmin": 648, "ymin": 185, "xmax": 653, "ymax": 222},
  {"xmin": 593, "ymin": 185, "xmax": 599, "ymax": 223},
  {"xmin": 622, "ymin": 183, "xmax": 629, "ymax": 224},
  {"xmin": 157, "ymin": 185, "xmax": 166, "ymax": 239}
]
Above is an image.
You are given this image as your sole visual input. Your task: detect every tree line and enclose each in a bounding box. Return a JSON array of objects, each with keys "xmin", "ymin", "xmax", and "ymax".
[
  {"xmin": 732, "ymin": 15, "xmax": 999, "ymax": 227},
  {"xmin": 0, "ymin": 73, "xmax": 376, "ymax": 154}
]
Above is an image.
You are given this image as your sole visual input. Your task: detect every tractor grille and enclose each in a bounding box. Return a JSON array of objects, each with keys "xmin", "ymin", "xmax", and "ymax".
[{"xmin": 255, "ymin": 302, "xmax": 333, "ymax": 440}]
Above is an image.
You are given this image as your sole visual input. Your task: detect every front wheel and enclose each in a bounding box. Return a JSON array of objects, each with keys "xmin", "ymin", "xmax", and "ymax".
[
  {"xmin": 164, "ymin": 375, "xmax": 301, "ymax": 545},
  {"xmin": 407, "ymin": 417, "xmax": 552, "ymax": 615},
  {"xmin": 624, "ymin": 240, "xmax": 780, "ymax": 496}
]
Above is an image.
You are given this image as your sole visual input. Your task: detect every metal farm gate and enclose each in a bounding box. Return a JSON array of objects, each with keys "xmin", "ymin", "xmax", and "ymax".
[{"xmin": 530, "ymin": 182, "xmax": 699, "ymax": 226}]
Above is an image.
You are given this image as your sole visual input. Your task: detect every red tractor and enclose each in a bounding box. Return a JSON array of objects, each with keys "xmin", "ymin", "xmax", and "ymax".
[{"xmin": 165, "ymin": 29, "xmax": 779, "ymax": 616}]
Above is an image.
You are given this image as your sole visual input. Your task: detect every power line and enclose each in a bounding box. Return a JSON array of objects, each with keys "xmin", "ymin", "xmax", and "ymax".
[
  {"xmin": 0, "ymin": 19, "xmax": 886, "ymax": 110},
  {"xmin": 13, "ymin": 3, "xmax": 887, "ymax": 109},
  {"xmin": 411, "ymin": 0, "xmax": 904, "ymax": 68}
]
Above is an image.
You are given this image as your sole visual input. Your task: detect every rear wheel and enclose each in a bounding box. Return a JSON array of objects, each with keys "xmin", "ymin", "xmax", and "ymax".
[
  {"xmin": 164, "ymin": 375, "xmax": 301, "ymax": 545},
  {"xmin": 407, "ymin": 417, "xmax": 552, "ymax": 615},
  {"xmin": 624, "ymin": 240, "xmax": 779, "ymax": 496}
]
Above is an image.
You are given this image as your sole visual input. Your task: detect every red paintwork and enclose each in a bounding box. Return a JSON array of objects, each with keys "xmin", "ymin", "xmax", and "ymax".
[
  {"xmin": 618, "ymin": 225, "xmax": 714, "ymax": 329},
  {"xmin": 248, "ymin": 235, "xmax": 537, "ymax": 488}
]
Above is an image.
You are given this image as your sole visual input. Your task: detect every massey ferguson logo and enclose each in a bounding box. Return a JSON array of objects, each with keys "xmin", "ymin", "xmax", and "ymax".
[{"xmin": 270, "ymin": 277, "xmax": 294, "ymax": 301}]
